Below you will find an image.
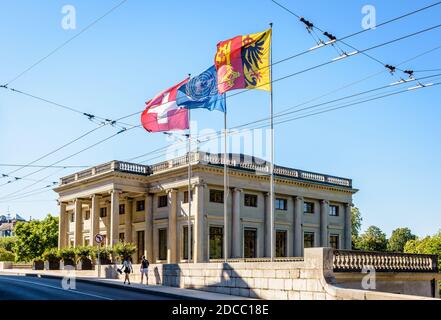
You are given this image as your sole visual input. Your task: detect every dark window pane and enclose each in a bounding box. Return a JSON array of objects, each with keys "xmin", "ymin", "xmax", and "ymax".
[
  {"xmin": 183, "ymin": 225, "xmax": 193, "ymax": 260},
  {"xmin": 329, "ymin": 205, "xmax": 339, "ymax": 217},
  {"xmin": 330, "ymin": 235, "xmax": 339, "ymax": 249},
  {"xmin": 209, "ymin": 226, "xmax": 223, "ymax": 259},
  {"xmin": 158, "ymin": 229, "xmax": 167, "ymax": 260},
  {"xmin": 244, "ymin": 194, "xmax": 258, "ymax": 207},
  {"xmin": 183, "ymin": 191, "xmax": 193, "ymax": 204},
  {"xmin": 276, "ymin": 230, "xmax": 287, "ymax": 257},
  {"xmin": 304, "ymin": 202, "xmax": 314, "ymax": 214},
  {"xmin": 244, "ymin": 229, "xmax": 257, "ymax": 258},
  {"xmin": 99, "ymin": 207, "xmax": 107, "ymax": 218},
  {"xmin": 209, "ymin": 190, "xmax": 224, "ymax": 204},
  {"xmin": 119, "ymin": 204, "xmax": 125, "ymax": 215},
  {"xmin": 304, "ymin": 232, "xmax": 315, "ymax": 248},
  {"xmin": 119, "ymin": 233, "xmax": 125, "ymax": 242},
  {"xmin": 136, "ymin": 200, "xmax": 145, "ymax": 212},
  {"xmin": 276, "ymin": 199, "xmax": 288, "ymax": 211},
  {"xmin": 85, "ymin": 210, "xmax": 90, "ymax": 220},
  {"xmin": 158, "ymin": 195, "xmax": 168, "ymax": 208}
]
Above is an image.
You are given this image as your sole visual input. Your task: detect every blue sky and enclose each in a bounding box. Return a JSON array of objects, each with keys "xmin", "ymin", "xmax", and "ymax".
[{"xmin": 0, "ymin": 0, "xmax": 440, "ymax": 238}]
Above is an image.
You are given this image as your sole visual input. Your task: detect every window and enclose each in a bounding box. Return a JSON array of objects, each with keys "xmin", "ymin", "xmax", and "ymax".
[
  {"xmin": 137, "ymin": 231, "xmax": 145, "ymax": 263},
  {"xmin": 183, "ymin": 225, "xmax": 193, "ymax": 260},
  {"xmin": 304, "ymin": 202, "xmax": 314, "ymax": 214},
  {"xmin": 119, "ymin": 204, "xmax": 125, "ymax": 215},
  {"xmin": 329, "ymin": 205, "xmax": 339, "ymax": 217},
  {"xmin": 304, "ymin": 232, "xmax": 315, "ymax": 249},
  {"xmin": 330, "ymin": 235, "xmax": 340, "ymax": 249},
  {"xmin": 244, "ymin": 194, "xmax": 258, "ymax": 207},
  {"xmin": 70, "ymin": 213, "xmax": 75, "ymax": 222},
  {"xmin": 209, "ymin": 226, "xmax": 224, "ymax": 259},
  {"xmin": 119, "ymin": 233, "xmax": 125, "ymax": 242},
  {"xmin": 99, "ymin": 207, "xmax": 107, "ymax": 218},
  {"xmin": 158, "ymin": 195, "xmax": 168, "ymax": 208},
  {"xmin": 85, "ymin": 210, "xmax": 90, "ymax": 220},
  {"xmin": 276, "ymin": 230, "xmax": 287, "ymax": 257},
  {"xmin": 183, "ymin": 191, "xmax": 193, "ymax": 204},
  {"xmin": 136, "ymin": 200, "xmax": 145, "ymax": 212},
  {"xmin": 209, "ymin": 190, "xmax": 224, "ymax": 203},
  {"xmin": 275, "ymin": 198, "xmax": 288, "ymax": 211},
  {"xmin": 84, "ymin": 239, "xmax": 90, "ymax": 246},
  {"xmin": 158, "ymin": 229, "xmax": 167, "ymax": 260},
  {"xmin": 244, "ymin": 229, "xmax": 257, "ymax": 258}
]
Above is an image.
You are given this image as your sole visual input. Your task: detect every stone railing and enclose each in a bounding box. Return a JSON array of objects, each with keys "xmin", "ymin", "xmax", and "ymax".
[
  {"xmin": 333, "ymin": 250, "xmax": 439, "ymax": 273},
  {"xmin": 209, "ymin": 257, "xmax": 304, "ymax": 263},
  {"xmin": 201, "ymin": 152, "xmax": 352, "ymax": 188},
  {"xmin": 59, "ymin": 152, "xmax": 352, "ymax": 188},
  {"xmin": 60, "ymin": 161, "xmax": 151, "ymax": 185}
]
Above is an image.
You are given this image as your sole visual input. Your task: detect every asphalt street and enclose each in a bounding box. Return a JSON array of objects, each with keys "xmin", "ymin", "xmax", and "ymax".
[{"xmin": 0, "ymin": 275, "xmax": 175, "ymax": 300}]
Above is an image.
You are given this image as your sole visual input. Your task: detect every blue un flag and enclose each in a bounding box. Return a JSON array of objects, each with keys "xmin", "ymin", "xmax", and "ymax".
[{"xmin": 177, "ymin": 65, "xmax": 226, "ymax": 112}]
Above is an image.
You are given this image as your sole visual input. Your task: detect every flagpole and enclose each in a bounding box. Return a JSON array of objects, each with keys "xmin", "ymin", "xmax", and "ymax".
[
  {"xmin": 223, "ymin": 96, "xmax": 228, "ymax": 262},
  {"xmin": 269, "ymin": 22, "xmax": 275, "ymax": 262},
  {"xmin": 187, "ymin": 76, "xmax": 192, "ymax": 264}
]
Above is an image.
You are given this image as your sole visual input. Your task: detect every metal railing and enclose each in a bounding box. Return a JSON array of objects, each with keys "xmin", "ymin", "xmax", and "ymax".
[
  {"xmin": 209, "ymin": 257, "xmax": 304, "ymax": 263},
  {"xmin": 333, "ymin": 250, "xmax": 439, "ymax": 273}
]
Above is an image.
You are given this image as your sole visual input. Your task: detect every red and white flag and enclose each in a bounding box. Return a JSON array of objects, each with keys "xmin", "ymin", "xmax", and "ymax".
[{"xmin": 141, "ymin": 79, "xmax": 189, "ymax": 132}]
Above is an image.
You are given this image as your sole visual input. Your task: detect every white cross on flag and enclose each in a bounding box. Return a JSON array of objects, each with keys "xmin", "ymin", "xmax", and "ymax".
[{"xmin": 141, "ymin": 79, "xmax": 189, "ymax": 132}]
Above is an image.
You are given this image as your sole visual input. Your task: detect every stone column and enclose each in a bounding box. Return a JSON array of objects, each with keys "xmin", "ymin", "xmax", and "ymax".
[
  {"xmin": 194, "ymin": 183, "xmax": 206, "ymax": 263},
  {"xmin": 125, "ymin": 199, "xmax": 133, "ymax": 243},
  {"xmin": 74, "ymin": 199, "xmax": 82, "ymax": 247},
  {"xmin": 320, "ymin": 200, "xmax": 329, "ymax": 247},
  {"xmin": 264, "ymin": 192, "xmax": 271, "ymax": 257},
  {"xmin": 293, "ymin": 196, "xmax": 304, "ymax": 257},
  {"xmin": 145, "ymin": 194, "xmax": 153, "ymax": 262},
  {"xmin": 232, "ymin": 188, "xmax": 242, "ymax": 258},
  {"xmin": 90, "ymin": 195, "xmax": 100, "ymax": 246},
  {"xmin": 58, "ymin": 202, "xmax": 67, "ymax": 249},
  {"xmin": 344, "ymin": 203, "xmax": 352, "ymax": 250},
  {"xmin": 167, "ymin": 189, "xmax": 178, "ymax": 263},
  {"xmin": 109, "ymin": 190, "xmax": 120, "ymax": 246}
]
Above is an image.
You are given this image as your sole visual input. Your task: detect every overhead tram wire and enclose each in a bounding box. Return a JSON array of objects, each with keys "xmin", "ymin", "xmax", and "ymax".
[
  {"xmin": 3, "ymin": 0, "xmax": 438, "ymax": 132},
  {"xmin": 2, "ymin": 0, "xmax": 129, "ymax": 87},
  {"xmin": 122, "ymin": 41, "xmax": 441, "ymax": 165},
  {"xmin": 5, "ymin": 75, "xmax": 440, "ymax": 202},
  {"xmin": 124, "ymin": 71, "xmax": 441, "ymax": 166},
  {"xmin": 270, "ymin": 0, "xmax": 441, "ymax": 74},
  {"xmin": 3, "ymin": 23, "xmax": 440, "ymax": 192},
  {"xmin": 0, "ymin": 164, "xmax": 90, "ymax": 169}
]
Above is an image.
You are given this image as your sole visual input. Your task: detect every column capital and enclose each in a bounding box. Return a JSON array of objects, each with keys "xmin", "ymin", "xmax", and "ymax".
[
  {"xmin": 320, "ymin": 200, "xmax": 330, "ymax": 205},
  {"xmin": 194, "ymin": 182, "xmax": 207, "ymax": 188},
  {"xmin": 109, "ymin": 189, "xmax": 123, "ymax": 195},
  {"xmin": 234, "ymin": 188, "xmax": 243, "ymax": 193},
  {"xmin": 345, "ymin": 202, "xmax": 354, "ymax": 208},
  {"xmin": 294, "ymin": 196, "xmax": 304, "ymax": 201},
  {"xmin": 166, "ymin": 188, "xmax": 178, "ymax": 194}
]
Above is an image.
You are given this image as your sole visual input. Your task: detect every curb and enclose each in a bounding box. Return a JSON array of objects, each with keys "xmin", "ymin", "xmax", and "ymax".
[{"xmin": 4, "ymin": 272, "xmax": 200, "ymax": 300}]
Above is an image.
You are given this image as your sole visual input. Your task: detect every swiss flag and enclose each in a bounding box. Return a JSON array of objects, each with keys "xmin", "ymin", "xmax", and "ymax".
[{"xmin": 141, "ymin": 79, "xmax": 189, "ymax": 132}]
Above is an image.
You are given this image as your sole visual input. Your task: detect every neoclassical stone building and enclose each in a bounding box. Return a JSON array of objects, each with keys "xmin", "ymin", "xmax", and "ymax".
[{"xmin": 54, "ymin": 152, "xmax": 357, "ymax": 263}]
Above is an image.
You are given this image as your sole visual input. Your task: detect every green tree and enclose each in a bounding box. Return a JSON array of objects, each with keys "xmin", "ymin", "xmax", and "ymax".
[
  {"xmin": 13, "ymin": 214, "xmax": 59, "ymax": 262},
  {"xmin": 351, "ymin": 207, "xmax": 363, "ymax": 249},
  {"xmin": 0, "ymin": 237, "xmax": 17, "ymax": 252},
  {"xmin": 388, "ymin": 227, "xmax": 416, "ymax": 253},
  {"xmin": 356, "ymin": 226, "xmax": 388, "ymax": 252}
]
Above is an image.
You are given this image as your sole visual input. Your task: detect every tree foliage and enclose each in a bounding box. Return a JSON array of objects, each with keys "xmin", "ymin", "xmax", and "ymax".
[
  {"xmin": 355, "ymin": 225, "xmax": 388, "ymax": 252},
  {"xmin": 0, "ymin": 248, "xmax": 15, "ymax": 262},
  {"xmin": 351, "ymin": 207, "xmax": 363, "ymax": 249},
  {"xmin": 113, "ymin": 242, "xmax": 137, "ymax": 261},
  {"xmin": 0, "ymin": 237, "xmax": 17, "ymax": 253},
  {"xmin": 13, "ymin": 214, "xmax": 59, "ymax": 262},
  {"xmin": 387, "ymin": 227, "xmax": 416, "ymax": 253}
]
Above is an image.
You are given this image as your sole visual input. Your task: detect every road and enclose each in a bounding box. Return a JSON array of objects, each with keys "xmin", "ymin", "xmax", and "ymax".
[{"xmin": 0, "ymin": 275, "xmax": 175, "ymax": 300}]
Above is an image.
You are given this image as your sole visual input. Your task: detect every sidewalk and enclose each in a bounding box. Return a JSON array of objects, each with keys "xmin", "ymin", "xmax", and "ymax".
[{"xmin": 0, "ymin": 269, "xmax": 254, "ymax": 300}]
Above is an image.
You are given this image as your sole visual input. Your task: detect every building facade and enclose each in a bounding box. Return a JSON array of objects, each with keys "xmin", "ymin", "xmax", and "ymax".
[
  {"xmin": 54, "ymin": 152, "xmax": 357, "ymax": 263},
  {"xmin": 0, "ymin": 214, "xmax": 26, "ymax": 237}
]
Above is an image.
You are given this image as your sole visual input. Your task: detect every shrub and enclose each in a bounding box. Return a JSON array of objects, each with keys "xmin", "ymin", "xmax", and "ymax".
[
  {"xmin": 113, "ymin": 242, "xmax": 137, "ymax": 261},
  {"xmin": 92, "ymin": 246, "xmax": 113, "ymax": 264},
  {"xmin": 0, "ymin": 248, "xmax": 15, "ymax": 262},
  {"xmin": 59, "ymin": 247, "xmax": 76, "ymax": 263},
  {"xmin": 42, "ymin": 248, "xmax": 60, "ymax": 263},
  {"xmin": 75, "ymin": 246, "xmax": 93, "ymax": 262},
  {"xmin": 0, "ymin": 237, "xmax": 17, "ymax": 253}
]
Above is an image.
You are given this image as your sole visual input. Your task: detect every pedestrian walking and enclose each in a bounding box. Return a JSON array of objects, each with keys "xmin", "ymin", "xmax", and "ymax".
[
  {"xmin": 140, "ymin": 255, "xmax": 150, "ymax": 284},
  {"xmin": 121, "ymin": 256, "xmax": 133, "ymax": 285}
]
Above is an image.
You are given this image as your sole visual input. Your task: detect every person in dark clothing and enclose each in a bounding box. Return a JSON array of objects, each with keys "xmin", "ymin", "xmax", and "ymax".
[{"xmin": 140, "ymin": 255, "xmax": 150, "ymax": 284}]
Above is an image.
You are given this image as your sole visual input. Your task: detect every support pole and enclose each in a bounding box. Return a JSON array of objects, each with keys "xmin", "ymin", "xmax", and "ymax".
[
  {"xmin": 187, "ymin": 107, "xmax": 192, "ymax": 263},
  {"xmin": 269, "ymin": 23, "xmax": 275, "ymax": 261},
  {"xmin": 223, "ymin": 100, "xmax": 228, "ymax": 262}
]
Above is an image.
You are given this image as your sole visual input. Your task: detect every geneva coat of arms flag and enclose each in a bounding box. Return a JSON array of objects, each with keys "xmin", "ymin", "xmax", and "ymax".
[
  {"xmin": 141, "ymin": 79, "xmax": 189, "ymax": 132},
  {"xmin": 215, "ymin": 29, "xmax": 271, "ymax": 94}
]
